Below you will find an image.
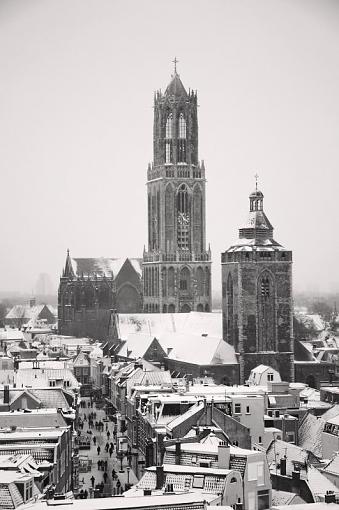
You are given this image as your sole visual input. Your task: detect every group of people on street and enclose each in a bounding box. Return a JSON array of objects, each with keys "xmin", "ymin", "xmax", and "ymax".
[{"xmin": 75, "ymin": 397, "xmax": 131, "ymax": 499}]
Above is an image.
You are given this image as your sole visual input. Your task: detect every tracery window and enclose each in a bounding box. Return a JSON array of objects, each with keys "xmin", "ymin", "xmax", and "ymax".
[
  {"xmin": 166, "ymin": 113, "xmax": 173, "ymax": 138},
  {"xmin": 178, "ymin": 113, "xmax": 186, "ymax": 138},
  {"xmin": 177, "ymin": 184, "xmax": 190, "ymax": 249},
  {"xmin": 165, "ymin": 114, "xmax": 173, "ymax": 164}
]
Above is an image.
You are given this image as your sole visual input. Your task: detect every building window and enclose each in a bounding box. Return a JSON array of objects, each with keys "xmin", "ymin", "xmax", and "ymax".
[
  {"xmin": 192, "ymin": 474, "xmax": 204, "ymax": 489},
  {"xmin": 178, "ymin": 113, "xmax": 186, "ymax": 138},
  {"xmin": 166, "ymin": 113, "xmax": 173, "ymax": 138},
  {"xmin": 246, "ymin": 406, "xmax": 250, "ymax": 414},
  {"xmin": 267, "ymin": 372, "xmax": 274, "ymax": 381},
  {"xmin": 234, "ymin": 403, "xmax": 241, "ymax": 414},
  {"xmin": 259, "ymin": 436, "xmax": 262, "ymax": 443},
  {"xmin": 286, "ymin": 432, "xmax": 295, "ymax": 443},
  {"xmin": 49, "ymin": 380, "xmax": 56, "ymax": 387},
  {"xmin": 165, "ymin": 141, "xmax": 173, "ymax": 163},
  {"xmin": 261, "ymin": 277, "xmax": 270, "ymax": 298},
  {"xmin": 177, "ymin": 184, "xmax": 190, "ymax": 249}
]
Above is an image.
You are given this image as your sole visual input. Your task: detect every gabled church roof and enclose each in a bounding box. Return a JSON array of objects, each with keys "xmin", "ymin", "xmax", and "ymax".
[{"xmin": 62, "ymin": 254, "xmax": 142, "ymax": 279}]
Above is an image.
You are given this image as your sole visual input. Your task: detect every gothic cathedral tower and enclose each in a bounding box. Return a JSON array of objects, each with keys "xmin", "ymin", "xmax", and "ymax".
[
  {"xmin": 142, "ymin": 64, "xmax": 212, "ymax": 313},
  {"xmin": 221, "ymin": 186, "xmax": 294, "ymax": 383}
]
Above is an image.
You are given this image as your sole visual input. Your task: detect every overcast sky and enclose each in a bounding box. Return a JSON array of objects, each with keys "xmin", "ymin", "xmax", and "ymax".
[{"xmin": 0, "ymin": 0, "xmax": 338, "ymax": 295}]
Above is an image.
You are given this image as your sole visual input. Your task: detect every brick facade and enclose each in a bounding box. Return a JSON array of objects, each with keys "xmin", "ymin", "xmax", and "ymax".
[{"xmin": 221, "ymin": 189, "xmax": 294, "ymax": 383}]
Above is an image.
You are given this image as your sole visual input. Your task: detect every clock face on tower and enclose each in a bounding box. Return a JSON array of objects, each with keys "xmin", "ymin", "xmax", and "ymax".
[{"xmin": 178, "ymin": 212, "xmax": 190, "ymax": 226}]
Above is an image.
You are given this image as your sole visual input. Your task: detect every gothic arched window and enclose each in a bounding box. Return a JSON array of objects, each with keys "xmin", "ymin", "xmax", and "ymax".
[
  {"xmin": 196, "ymin": 267, "xmax": 204, "ymax": 296},
  {"xmin": 165, "ymin": 114, "xmax": 173, "ymax": 164},
  {"xmin": 168, "ymin": 267, "xmax": 175, "ymax": 297},
  {"xmin": 178, "ymin": 113, "xmax": 186, "ymax": 139},
  {"xmin": 178, "ymin": 113, "xmax": 187, "ymax": 163},
  {"xmin": 166, "ymin": 113, "xmax": 173, "ymax": 138},
  {"xmin": 177, "ymin": 184, "xmax": 190, "ymax": 249},
  {"xmin": 226, "ymin": 274, "xmax": 234, "ymax": 344},
  {"xmin": 258, "ymin": 271, "xmax": 276, "ymax": 351},
  {"xmin": 179, "ymin": 267, "xmax": 191, "ymax": 293}
]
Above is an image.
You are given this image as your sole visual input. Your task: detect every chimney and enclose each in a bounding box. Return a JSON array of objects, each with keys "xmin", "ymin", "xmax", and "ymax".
[
  {"xmin": 291, "ymin": 469, "xmax": 301, "ymax": 494},
  {"xmin": 280, "ymin": 458, "xmax": 287, "ymax": 476},
  {"xmin": 325, "ymin": 491, "xmax": 336, "ymax": 503},
  {"xmin": 218, "ymin": 442, "xmax": 230, "ymax": 469},
  {"xmin": 175, "ymin": 442, "xmax": 181, "ymax": 465},
  {"xmin": 156, "ymin": 465, "xmax": 164, "ymax": 490},
  {"xmin": 4, "ymin": 385, "xmax": 10, "ymax": 405},
  {"xmin": 292, "ymin": 470, "xmax": 300, "ymax": 481}
]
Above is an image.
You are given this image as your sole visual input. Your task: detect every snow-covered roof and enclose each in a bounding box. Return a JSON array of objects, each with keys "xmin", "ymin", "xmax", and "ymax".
[
  {"xmin": 71, "ymin": 257, "xmax": 142, "ymax": 278},
  {"xmin": 5, "ymin": 304, "xmax": 56, "ymax": 322},
  {"xmin": 118, "ymin": 312, "xmax": 222, "ymax": 339}
]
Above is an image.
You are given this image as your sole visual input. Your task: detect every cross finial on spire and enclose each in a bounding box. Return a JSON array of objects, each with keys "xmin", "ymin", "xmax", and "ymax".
[
  {"xmin": 172, "ymin": 56, "xmax": 179, "ymax": 74},
  {"xmin": 254, "ymin": 173, "xmax": 259, "ymax": 191}
]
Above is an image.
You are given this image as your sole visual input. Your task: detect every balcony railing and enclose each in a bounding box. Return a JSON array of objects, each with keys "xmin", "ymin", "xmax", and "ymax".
[{"xmin": 143, "ymin": 250, "xmax": 211, "ymax": 263}]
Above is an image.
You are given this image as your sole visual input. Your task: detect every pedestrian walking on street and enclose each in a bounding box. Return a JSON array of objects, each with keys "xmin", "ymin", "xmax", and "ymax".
[
  {"xmin": 90, "ymin": 475, "xmax": 95, "ymax": 488},
  {"xmin": 93, "ymin": 436, "xmax": 96, "ymax": 446},
  {"xmin": 109, "ymin": 448, "xmax": 113, "ymax": 458},
  {"xmin": 97, "ymin": 445, "xmax": 101, "ymax": 456},
  {"xmin": 107, "ymin": 430, "xmax": 110, "ymax": 440},
  {"xmin": 97, "ymin": 460, "xmax": 101, "ymax": 470},
  {"xmin": 84, "ymin": 489, "xmax": 88, "ymax": 499},
  {"xmin": 112, "ymin": 469, "xmax": 116, "ymax": 479},
  {"xmin": 103, "ymin": 472, "xmax": 108, "ymax": 484}
]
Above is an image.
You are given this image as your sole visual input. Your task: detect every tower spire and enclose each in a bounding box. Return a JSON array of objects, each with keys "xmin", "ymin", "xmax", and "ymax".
[
  {"xmin": 172, "ymin": 56, "xmax": 179, "ymax": 75},
  {"xmin": 254, "ymin": 172, "xmax": 259, "ymax": 192}
]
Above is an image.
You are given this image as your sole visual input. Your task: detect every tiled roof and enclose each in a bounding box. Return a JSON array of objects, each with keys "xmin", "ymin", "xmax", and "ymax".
[
  {"xmin": 5, "ymin": 304, "xmax": 56, "ymax": 322},
  {"xmin": 307, "ymin": 465, "xmax": 338, "ymax": 500},
  {"xmin": 0, "ymin": 410, "xmax": 67, "ymax": 429},
  {"xmin": 14, "ymin": 368, "xmax": 79, "ymax": 389},
  {"xmin": 271, "ymin": 490, "xmax": 305, "ymax": 506},
  {"xmin": 322, "ymin": 452, "xmax": 339, "ymax": 476},
  {"xmin": 229, "ymin": 456, "xmax": 247, "ymax": 477},
  {"xmin": 298, "ymin": 413, "xmax": 324, "ymax": 457},
  {"xmin": 267, "ymin": 439, "xmax": 320, "ymax": 476},
  {"xmin": 0, "ymin": 388, "xmax": 71, "ymax": 410},
  {"xmin": 0, "ymin": 480, "xmax": 23, "ymax": 508}
]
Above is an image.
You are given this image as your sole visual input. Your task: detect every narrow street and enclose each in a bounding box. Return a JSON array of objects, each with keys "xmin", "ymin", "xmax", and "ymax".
[{"xmin": 77, "ymin": 398, "xmax": 138, "ymax": 498}]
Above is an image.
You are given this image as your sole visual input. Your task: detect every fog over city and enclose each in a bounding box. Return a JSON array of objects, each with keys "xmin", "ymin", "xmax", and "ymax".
[{"xmin": 0, "ymin": 0, "xmax": 338, "ymax": 295}]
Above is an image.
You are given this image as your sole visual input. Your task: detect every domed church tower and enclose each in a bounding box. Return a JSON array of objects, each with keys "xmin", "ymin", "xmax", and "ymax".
[
  {"xmin": 221, "ymin": 183, "xmax": 294, "ymax": 383},
  {"xmin": 142, "ymin": 60, "xmax": 212, "ymax": 313}
]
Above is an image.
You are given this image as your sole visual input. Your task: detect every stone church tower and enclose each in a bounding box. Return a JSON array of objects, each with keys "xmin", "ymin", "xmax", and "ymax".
[
  {"xmin": 221, "ymin": 186, "xmax": 294, "ymax": 383},
  {"xmin": 142, "ymin": 64, "xmax": 212, "ymax": 313}
]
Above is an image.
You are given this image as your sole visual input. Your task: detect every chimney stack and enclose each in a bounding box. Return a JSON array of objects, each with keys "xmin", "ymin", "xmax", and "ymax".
[
  {"xmin": 156, "ymin": 465, "xmax": 164, "ymax": 490},
  {"xmin": 218, "ymin": 442, "xmax": 230, "ymax": 469},
  {"xmin": 280, "ymin": 458, "xmax": 287, "ymax": 476},
  {"xmin": 175, "ymin": 442, "xmax": 181, "ymax": 465}
]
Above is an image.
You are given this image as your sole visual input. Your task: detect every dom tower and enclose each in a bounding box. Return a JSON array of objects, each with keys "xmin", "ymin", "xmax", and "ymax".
[{"xmin": 142, "ymin": 63, "xmax": 212, "ymax": 313}]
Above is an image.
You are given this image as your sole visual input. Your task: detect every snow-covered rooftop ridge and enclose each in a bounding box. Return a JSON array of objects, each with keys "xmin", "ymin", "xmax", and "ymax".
[{"xmin": 71, "ymin": 256, "xmax": 142, "ymax": 277}]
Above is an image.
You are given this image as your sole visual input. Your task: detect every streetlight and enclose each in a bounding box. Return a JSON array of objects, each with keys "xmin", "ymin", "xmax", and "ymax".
[
  {"xmin": 118, "ymin": 451, "xmax": 124, "ymax": 473},
  {"xmin": 126, "ymin": 466, "xmax": 131, "ymax": 488}
]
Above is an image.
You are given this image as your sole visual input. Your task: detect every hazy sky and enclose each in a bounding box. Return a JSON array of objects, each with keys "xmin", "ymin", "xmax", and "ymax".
[{"xmin": 0, "ymin": 0, "xmax": 338, "ymax": 295}]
